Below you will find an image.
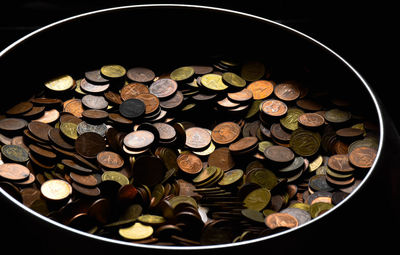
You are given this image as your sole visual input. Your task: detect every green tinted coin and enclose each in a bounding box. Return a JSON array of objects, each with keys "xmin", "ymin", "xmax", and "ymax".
[
  {"xmin": 289, "ymin": 202, "xmax": 310, "ymax": 212},
  {"xmin": 241, "ymin": 208, "xmax": 265, "ymax": 223},
  {"xmin": 262, "ymin": 209, "xmax": 276, "ymax": 217},
  {"xmin": 218, "ymin": 169, "xmax": 244, "ymax": 186},
  {"xmin": 280, "ymin": 107, "xmax": 304, "ymax": 131},
  {"xmin": 102, "ymin": 171, "xmax": 129, "ymax": 186},
  {"xmin": 138, "ymin": 214, "xmax": 166, "ymax": 225},
  {"xmin": 222, "ymin": 72, "xmax": 246, "ymax": 87},
  {"xmin": 316, "ymin": 165, "xmax": 329, "ymax": 175},
  {"xmin": 245, "ymin": 100, "xmax": 262, "ymax": 119},
  {"xmin": 324, "ymin": 109, "xmax": 351, "ymax": 123},
  {"xmin": 246, "ymin": 168, "xmax": 278, "ymax": 190},
  {"xmin": 170, "ymin": 66, "xmax": 195, "ymax": 81},
  {"xmin": 193, "ymin": 166, "xmax": 218, "ymax": 184},
  {"xmin": 290, "ymin": 128, "xmax": 321, "ymax": 157},
  {"xmin": 168, "ymin": 195, "xmax": 198, "ymax": 209},
  {"xmin": 1, "ymin": 145, "xmax": 29, "ymax": 163},
  {"xmin": 309, "ymin": 202, "xmax": 334, "ymax": 218},
  {"xmin": 60, "ymin": 122, "xmax": 78, "ymax": 140},
  {"xmin": 201, "ymin": 74, "xmax": 228, "ymax": 91},
  {"xmin": 243, "ymin": 187, "xmax": 271, "ymax": 211},
  {"xmin": 258, "ymin": 141, "xmax": 274, "ymax": 153}
]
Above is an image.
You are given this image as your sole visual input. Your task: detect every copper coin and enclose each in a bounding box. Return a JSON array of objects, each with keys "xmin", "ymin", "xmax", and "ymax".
[
  {"xmin": 59, "ymin": 113, "xmax": 82, "ymax": 125},
  {"xmin": 61, "ymin": 159, "xmax": 93, "ymax": 174},
  {"xmin": 265, "ymin": 213, "xmax": 299, "ymax": 229},
  {"xmin": 246, "ymin": 80, "xmax": 274, "ymax": 100},
  {"xmin": 71, "ymin": 183, "xmax": 101, "ymax": 197},
  {"xmin": 120, "ymin": 83, "xmax": 150, "ymax": 101},
  {"xmin": 123, "ymin": 130, "xmax": 155, "ymax": 150},
  {"xmin": 97, "ymin": 151, "xmax": 125, "ymax": 170},
  {"xmin": 228, "ymin": 136, "xmax": 258, "ymax": 153},
  {"xmin": 149, "ymin": 79, "xmax": 178, "ymax": 99},
  {"xmin": 34, "ymin": 109, "xmax": 60, "ymax": 124},
  {"xmin": 22, "ymin": 106, "xmax": 45, "ymax": 119},
  {"xmin": 211, "ymin": 122, "xmax": 241, "ymax": 145},
  {"xmin": 48, "ymin": 128, "xmax": 74, "ymax": 150},
  {"xmin": 227, "ymin": 88, "xmax": 253, "ymax": 103},
  {"xmin": 176, "ymin": 153, "xmax": 203, "ymax": 175},
  {"xmin": 108, "ymin": 113, "xmax": 133, "ymax": 125},
  {"xmin": 134, "ymin": 93, "xmax": 160, "ymax": 115},
  {"xmin": 126, "ymin": 67, "xmax": 156, "ymax": 83},
  {"xmin": 349, "ymin": 146, "xmax": 377, "ymax": 169},
  {"xmin": 208, "ymin": 147, "xmax": 235, "ymax": 171},
  {"xmin": 75, "ymin": 132, "xmax": 106, "ymax": 159},
  {"xmin": 29, "ymin": 144, "xmax": 57, "ymax": 161},
  {"xmin": 298, "ymin": 113, "xmax": 325, "ymax": 128},
  {"xmin": 216, "ymin": 97, "xmax": 239, "ymax": 109},
  {"xmin": 104, "ymin": 90, "xmax": 123, "ymax": 105},
  {"xmin": 159, "ymin": 90, "xmax": 184, "ymax": 110},
  {"xmin": 81, "ymin": 95, "xmax": 108, "ymax": 110},
  {"xmin": 153, "ymin": 122, "xmax": 176, "ymax": 142},
  {"xmin": 70, "ymin": 172, "xmax": 100, "ymax": 187},
  {"xmin": 336, "ymin": 128, "xmax": 364, "ymax": 139},
  {"xmin": 185, "ymin": 127, "xmax": 212, "ymax": 150},
  {"xmin": 6, "ymin": 101, "xmax": 33, "ymax": 115},
  {"xmin": 270, "ymin": 123, "xmax": 291, "ymax": 143},
  {"xmin": 0, "ymin": 163, "xmax": 30, "ymax": 181},
  {"xmin": 28, "ymin": 121, "xmax": 52, "ymax": 142},
  {"xmin": 0, "ymin": 118, "xmax": 28, "ymax": 132},
  {"xmin": 264, "ymin": 145, "xmax": 295, "ymax": 163},
  {"xmin": 327, "ymin": 154, "xmax": 355, "ymax": 173},
  {"xmin": 63, "ymin": 98, "xmax": 84, "ymax": 118},
  {"xmin": 261, "ymin": 99, "xmax": 288, "ymax": 117},
  {"xmin": 274, "ymin": 82, "xmax": 301, "ymax": 101},
  {"xmin": 82, "ymin": 109, "xmax": 109, "ymax": 122}
]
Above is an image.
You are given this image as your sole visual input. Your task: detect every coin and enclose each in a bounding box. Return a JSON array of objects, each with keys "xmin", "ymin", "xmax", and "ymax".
[
  {"xmin": 280, "ymin": 207, "xmax": 311, "ymax": 225},
  {"xmin": 309, "ymin": 174, "xmax": 334, "ymax": 192},
  {"xmin": 34, "ymin": 109, "xmax": 60, "ymax": 124},
  {"xmin": 260, "ymin": 99, "xmax": 288, "ymax": 117},
  {"xmin": 28, "ymin": 121, "xmax": 52, "ymax": 142},
  {"xmin": 82, "ymin": 95, "xmax": 108, "ymax": 110},
  {"xmin": 193, "ymin": 166, "xmax": 219, "ymax": 184},
  {"xmin": 1, "ymin": 144, "xmax": 29, "ymax": 163},
  {"xmin": 208, "ymin": 147, "xmax": 235, "ymax": 171},
  {"xmin": 243, "ymin": 187, "xmax": 271, "ymax": 211},
  {"xmin": 120, "ymin": 82, "xmax": 150, "ymax": 101},
  {"xmin": 264, "ymin": 145, "xmax": 294, "ymax": 164},
  {"xmin": 159, "ymin": 90, "xmax": 184, "ymax": 110},
  {"xmin": 211, "ymin": 122, "xmax": 241, "ymax": 145},
  {"xmin": 274, "ymin": 82, "xmax": 301, "ymax": 101},
  {"xmin": 324, "ymin": 109, "xmax": 351, "ymax": 124},
  {"xmin": 75, "ymin": 132, "xmax": 106, "ymax": 159},
  {"xmin": 218, "ymin": 169, "xmax": 243, "ymax": 186},
  {"xmin": 222, "ymin": 72, "xmax": 246, "ymax": 88},
  {"xmin": 102, "ymin": 171, "xmax": 129, "ymax": 186},
  {"xmin": 280, "ymin": 108, "xmax": 304, "ymax": 131},
  {"xmin": 298, "ymin": 113, "xmax": 325, "ymax": 129},
  {"xmin": 149, "ymin": 79, "xmax": 178, "ymax": 99},
  {"xmin": 100, "ymin": 64, "xmax": 126, "ymax": 79},
  {"xmin": 265, "ymin": 213, "xmax": 299, "ymax": 229},
  {"xmin": 247, "ymin": 80, "xmax": 274, "ymax": 100},
  {"xmin": 119, "ymin": 222, "xmax": 153, "ymax": 240},
  {"xmin": 336, "ymin": 128, "xmax": 364, "ymax": 139},
  {"xmin": 200, "ymin": 74, "xmax": 228, "ymax": 91},
  {"xmin": 327, "ymin": 154, "xmax": 355, "ymax": 173},
  {"xmin": 309, "ymin": 202, "xmax": 334, "ymax": 218},
  {"xmin": 185, "ymin": 127, "xmax": 211, "ymax": 150},
  {"xmin": 69, "ymin": 172, "xmax": 100, "ymax": 187},
  {"xmin": 296, "ymin": 99, "xmax": 323, "ymax": 111},
  {"xmin": 170, "ymin": 66, "xmax": 195, "ymax": 82},
  {"xmin": 60, "ymin": 122, "xmax": 78, "ymax": 140},
  {"xmin": 349, "ymin": 146, "xmax": 377, "ymax": 169},
  {"xmin": 84, "ymin": 69, "xmax": 109, "ymax": 84},
  {"xmin": 134, "ymin": 93, "xmax": 160, "ymax": 115},
  {"xmin": 6, "ymin": 101, "xmax": 33, "ymax": 115},
  {"xmin": 123, "ymin": 130, "xmax": 154, "ymax": 151},
  {"xmin": 227, "ymin": 88, "xmax": 253, "ymax": 103},
  {"xmin": 290, "ymin": 129, "xmax": 321, "ymax": 157},
  {"xmin": 119, "ymin": 98, "xmax": 146, "ymax": 119},
  {"xmin": 132, "ymin": 156, "xmax": 165, "ymax": 187},
  {"xmin": 77, "ymin": 121, "xmax": 107, "ymax": 137},
  {"xmin": 97, "ymin": 151, "xmax": 124, "ymax": 170},
  {"xmin": 0, "ymin": 163, "xmax": 30, "ymax": 181},
  {"xmin": 126, "ymin": 67, "xmax": 155, "ymax": 83},
  {"xmin": 0, "ymin": 118, "xmax": 27, "ymax": 132},
  {"xmin": 80, "ymin": 79, "xmax": 110, "ymax": 94},
  {"xmin": 41, "ymin": 179, "xmax": 72, "ymax": 201},
  {"xmin": 63, "ymin": 99, "xmax": 84, "ymax": 118},
  {"xmin": 228, "ymin": 136, "xmax": 258, "ymax": 154},
  {"xmin": 44, "ymin": 75, "xmax": 74, "ymax": 91},
  {"xmin": 177, "ymin": 152, "xmax": 203, "ymax": 175}
]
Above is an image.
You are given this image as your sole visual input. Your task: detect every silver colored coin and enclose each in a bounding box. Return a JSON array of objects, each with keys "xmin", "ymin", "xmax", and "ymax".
[
  {"xmin": 280, "ymin": 207, "xmax": 311, "ymax": 225},
  {"xmin": 77, "ymin": 121, "xmax": 108, "ymax": 137}
]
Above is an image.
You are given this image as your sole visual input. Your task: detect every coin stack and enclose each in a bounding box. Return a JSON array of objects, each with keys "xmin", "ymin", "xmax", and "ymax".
[{"xmin": 0, "ymin": 58, "xmax": 379, "ymax": 246}]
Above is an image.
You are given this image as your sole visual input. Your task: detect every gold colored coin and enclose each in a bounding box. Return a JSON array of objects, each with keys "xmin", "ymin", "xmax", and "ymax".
[
  {"xmin": 40, "ymin": 179, "xmax": 72, "ymax": 201},
  {"xmin": 60, "ymin": 122, "xmax": 78, "ymax": 140},
  {"xmin": 243, "ymin": 187, "xmax": 271, "ymax": 211},
  {"xmin": 168, "ymin": 195, "xmax": 198, "ymax": 209},
  {"xmin": 170, "ymin": 66, "xmax": 195, "ymax": 81},
  {"xmin": 309, "ymin": 155, "xmax": 323, "ymax": 173},
  {"xmin": 100, "ymin": 64, "xmax": 126, "ymax": 79},
  {"xmin": 218, "ymin": 169, "xmax": 243, "ymax": 186},
  {"xmin": 280, "ymin": 107, "xmax": 304, "ymax": 131},
  {"xmin": 45, "ymin": 75, "xmax": 74, "ymax": 91},
  {"xmin": 138, "ymin": 214, "xmax": 166, "ymax": 224},
  {"xmin": 119, "ymin": 222, "xmax": 153, "ymax": 240},
  {"xmin": 102, "ymin": 171, "xmax": 129, "ymax": 186},
  {"xmin": 201, "ymin": 74, "xmax": 228, "ymax": 91}
]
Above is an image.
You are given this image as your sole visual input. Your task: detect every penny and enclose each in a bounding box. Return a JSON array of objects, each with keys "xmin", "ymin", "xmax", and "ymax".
[
  {"xmin": 149, "ymin": 79, "xmax": 178, "ymax": 99},
  {"xmin": 0, "ymin": 163, "xmax": 30, "ymax": 181},
  {"xmin": 28, "ymin": 121, "xmax": 52, "ymax": 142},
  {"xmin": 216, "ymin": 97, "xmax": 239, "ymax": 109},
  {"xmin": 104, "ymin": 90, "xmax": 123, "ymax": 105},
  {"xmin": 170, "ymin": 66, "xmax": 195, "ymax": 82},
  {"xmin": 177, "ymin": 152, "xmax": 203, "ymax": 175},
  {"xmin": 97, "ymin": 151, "xmax": 124, "ymax": 170},
  {"xmin": 309, "ymin": 202, "xmax": 334, "ymax": 218},
  {"xmin": 134, "ymin": 93, "xmax": 160, "ymax": 115},
  {"xmin": 123, "ymin": 130, "xmax": 154, "ymax": 151},
  {"xmin": 327, "ymin": 154, "xmax": 355, "ymax": 173},
  {"xmin": 185, "ymin": 127, "xmax": 212, "ymax": 150},
  {"xmin": 265, "ymin": 213, "xmax": 299, "ymax": 229},
  {"xmin": 200, "ymin": 74, "xmax": 228, "ymax": 91},
  {"xmin": 81, "ymin": 95, "xmax": 108, "ymax": 110},
  {"xmin": 48, "ymin": 128, "xmax": 74, "ymax": 150},
  {"xmin": 75, "ymin": 132, "xmax": 106, "ymax": 159},
  {"xmin": 69, "ymin": 172, "xmax": 100, "ymax": 187},
  {"xmin": 159, "ymin": 90, "xmax": 184, "ymax": 110},
  {"xmin": 222, "ymin": 72, "xmax": 246, "ymax": 88},
  {"xmin": 34, "ymin": 109, "xmax": 60, "ymax": 124},
  {"xmin": 1, "ymin": 144, "xmax": 29, "ymax": 163},
  {"xmin": 0, "ymin": 118, "xmax": 27, "ymax": 132},
  {"xmin": 127, "ymin": 67, "xmax": 156, "ymax": 83},
  {"xmin": 270, "ymin": 123, "xmax": 291, "ymax": 143},
  {"xmin": 264, "ymin": 145, "xmax": 294, "ymax": 164},
  {"xmin": 6, "ymin": 101, "xmax": 33, "ymax": 115},
  {"xmin": 119, "ymin": 98, "xmax": 146, "ymax": 119},
  {"xmin": 227, "ymin": 88, "xmax": 253, "ymax": 103},
  {"xmin": 274, "ymin": 82, "xmax": 301, "ymax": 101},
  {"xmin": 44, "ymin": 75, "xmax": 74, "ymax": 91},
  {"xmin": 298, "ymin": 113, "xmax": 325, "ymax": 129},
  {"xmin": 108, "ymin": 113, "xmax": 133, "ymax": 126},
  {"xmin": 336, "ymin": 128, "xmax": 364, "ymax": 139},
  {"xmin": 280, "ymin": 207, "xmax": 311, "ymax": 226},
  {"xmin": 100, "ymin": 64, "xmax": 126, "ymax": 79},
  {"xmin": 85, "ymin": 69, "xmax": 109, "ymax": 85},
  {"xmin": 349, "ymin": 146, "xmax": 377, "ymax": 169},
  {"xmin": 63, "ymin": 99, "xmax": 84, "ymax": 118},
  {"xmin": 28, "ymin": 144, "xmax": 57, "ymax": 162},
  {"xmin": 260, "ymin": 99, "xmax": 288, "ymax": 117},
  {"xmin": 247, "ymin": 80, "xmax": 274, "ymax": 100},
  {"xmin": 208, "ymin": 147, "xmax": 235, "ymax": 172},
  {"xmin": 120, "ymin": 82, "xmax": 150, "ymax": 101},
  {"xmin": 228, "ymin": 136, "xmax": 258, "ymax": 154},
  {"xmin": 41, "ymin": 179, "xmax": 72, "ymax": 201},
  {"xmin": 153, "ymin": 122, "xmax": 176, "ymax": 142},
  {"xmin": 211, "ymin": 122, "xmax": 241, "ymax": 145},
  {"xmin": 80, "ymin": 79, "xmax": 110, "ymax": 94},
  {"xmin": 82, "ymin": 109, "xmax": 108, "ymax": 123},
  {"xmin": 60, "ymin": 122, "xmax": 78, "ymax": 140}
]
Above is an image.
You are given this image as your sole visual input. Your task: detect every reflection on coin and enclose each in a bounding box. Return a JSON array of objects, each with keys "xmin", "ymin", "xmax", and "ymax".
[
  {"xmin": 41, "ymin": 179, "xmax": 72, "ymax": 201},
  {"xmin": 119, "ymin": 222, "xmax": 153, "ymax": 240},
  {"xmin": 45, "ymin": 75, "xmax": 74, "ymax": 91},
  {"xmin": 265, "ymin": 213, "xmax": 299, "ymax": 229}
]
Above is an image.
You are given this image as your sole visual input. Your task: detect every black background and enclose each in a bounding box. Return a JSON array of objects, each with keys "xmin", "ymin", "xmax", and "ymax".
[{"xmin": 0, "ymin": 0, "xmax": 398, "ymax": 253}]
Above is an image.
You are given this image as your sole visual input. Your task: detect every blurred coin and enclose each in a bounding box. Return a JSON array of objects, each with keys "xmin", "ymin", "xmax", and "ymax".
[
  {"xmin": 265, "ymin": 213, "xmax": 298, "ymax": 229},
  {"xmin": 126, "ymin": 67, "xmax": 155, "ymax": 83},
  {"xmin": 0, "ymin": 163, "xmax": 30, "ymax": 181}
]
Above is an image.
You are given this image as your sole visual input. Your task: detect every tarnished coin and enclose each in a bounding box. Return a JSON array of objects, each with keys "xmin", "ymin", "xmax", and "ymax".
[
  {"xmin": 60, "ymin": 122, "xmax": 78, "ymax": 140},
  {"xmin": 336, "ymin": 128, "xmax": 364, "ymax": 139},
  {"xmin": 290, "ymin": 129, "xmax": 321, "ymax": 157},
  {"xmin": 170, "ymin": 66, "xmax": 195, "ymax": 82},
  {"xmin": 298, "ymin": 113, "xmax": 325, "ymax": 129},
  {"xmin": 228, "ymin": 136, "xmax": 258, "ymax": 154},
  {"xmin": 274, "ymin": 82, "xmax": 301, "ymax": 101},
  {"xmin": 265, "ymin": 213, "xmax": 299, "ymax": 229},
  {"xmin": 264, "ymin": 145, "xmax": 295, "ymax": 164},
  {"xmin": 149, "ymin": 79, "xmax": 178, "ymax": 99},
  {"xmin": 211, "ymin": 122, "xmax": 241, "ymax": 145},
  {"xmin": 280, "ymin": 108, "xmax": 304, "ymax": 131},
  {"xmin": 119, "ymin": 98, "xmax": 146, "ymax": 119},
  {"xmin": 75, "ymin": 132, "xmax": 106, "ymax": 159},
  {"xmin": 309, "ymin": 202, "xmax": 334, "ymax": 218},
  {"xmin": 260, "ymin": 99, "xmax": 288, "ymax": 117},
  {"xmin": 100, "ymin": 64, "xmax": 126, "ymax": 79},
  {"xmin": 159, "ymin": 90, "xmax": 184, "ymax": 110},
  {"xmin": 185, "ymin": 127, "xmax": 211, "ymax": 150},
  {"xmin": 28, "ymin": 121, "xmax": 52, "ymax": 142},
  {"xmin": 120, "ymin": 83, "xmax": 150, "ymax": 101},
  {"xmin": 324, "ymin": 109, "xmax": 351, "ymax": 124},
  {"xmin": 0, "ymin": 163, "xmax": 30, "ymax": 181},
  {"xmin": 123, "ymin": 130, "xmax": 155, "ymax": 151},
  {"xmin": 44, "ymin": 75, "xmax": 74, "ymax": 91},
  {"xmin": 309, "ymin": 174, "xmax": 334, "ymax": 192},
  {"xmin": 126, "ymin": 67, "xmax": 155, "ymax": 83},
  {"xmin": 6, "ymin": 101, "xmax": 33, "ymax": 116},
  {"xmin": 193, "ymin": 166, "xmax": 219, "ymax": 184},
  {"xmin": 247, "ymin": 80, "xmax": 274, "ymax": 100},
  {"xmin": 222, "ymin": 72, "xmax": 246, "ymax": 88},
  {"xmin": 201, "ymin": 74, "xmax": 228, "ymax": 91},
  {"xmin": 218, "ymin": 169, "xmax": 243, "ymax": 186},
  {"xmin": 119, "ymin": 222, "xmax": 153, "ymax": 240},
  {"xmin": 227, "ymin": 88, "xmax": 253, "ymax": 103},
  {"xmin": 243, "ymin": 187, "xmax": 271, "ymax": 211},
  {"xmin": 0, "ymin": 118, "xmax": 27, "ymax": 132},
  {"xmin": 80, "ymin": 79, "xmax": 110, "ymax": 94},
  {"xmin": 102, "ymin": 171, "xmax": 129, "ymax": 186},
  {"xmin": 97, "ymin": 151, "xmax": 124, "ymax": 170},
  {"xmin": 1, "ymin": 144, "xmax": 29, "ymax": 163},
  {"xmin": 41, "ymin": 179, "xmax": 72, "ymax": 201},
  {"xmin": 208, "ymin": 147, "xmax": 235, "ymax": 171},
  {"xmin": 349, "ymin": 146, "xmax": 377, "ymax": 169},
  {"xmin": 84, "ymin": 69, "xmax": 109, "ymax": 85}
]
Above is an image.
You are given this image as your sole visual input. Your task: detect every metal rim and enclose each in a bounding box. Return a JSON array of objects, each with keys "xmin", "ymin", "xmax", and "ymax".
[{"xmin": 0, "ymin": 4, "xmax": 384, "ymax": 250}]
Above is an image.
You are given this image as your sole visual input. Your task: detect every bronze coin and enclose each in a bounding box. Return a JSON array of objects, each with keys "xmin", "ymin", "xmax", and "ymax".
[
  {"xmin": 0, "ymin": 163, "xmax": 30, "ymax": 181},
  {"xmin": 0, "ymin": 118, "xmax": 28, "ymax": 132},
  {"xmin": 264, "ymin": 145, "xmax": 295, "ymax": 163},
  {"xmin": 149, "ymin": 79, "xmax": 178, "ymax": 99},
  {"xmin": 75, "ymin": 132, "xmax": 106, "ymax": 159},
  {"xmin": 274, "ymin": 82, "xmax": 301, "ymax": 101},
  {"xmin": 6, "ymin": 101, "xmax": 33, "ymax": 115},
  {"xmin": 327, "ymin": 154, "xmax": 355, "ymax": 173},
  {"xmin": 59, "ymin": 113, "xmax": 82, "ymax": 125},
  {"xmin": 261, "ymin": 99, "xmax": 288, "ymax": 117},
  {"xmin": 265, "ymin": 213, "xmax": 299, "ymax": 229},
  {"xmin": 159, "ymin": 90, "xmax": 184, "ymax": 110},
  {"xmin": 63, "ymin": 98, "xmax": 84, "ymax": 118},
  {"xmin": 104, "ymin": 90, "xmax": 123, "ymax": 105},
  {"xmin": 208, "ymin": 147, "xmax": 235, "ymax": 171},
  {"xmin": 108, "ymin": 113, "xmax": 133, "ymax": 125},
  {"xmin": 123, "ymin": 130, "xmax": 155, "ymax": 150},
  {"xmin": 134, "ymin": 93, "xmax": 160, "ymax": 115},
  {"xmin": 48, "ymin": 128, "xmax": 74, "ymax": 150},
  {"xmin": 153, "ymin": 122, "xmax": 176, "ymax": 142},
  {"xmin": 81, "ymin": 95, "xmax": 108, "ymax": 110},
  {"xmin": 97, "ymin": 151, "xmax": 125, "ymax": 170},
  {"xmin": 270, "ymin": 123, "xmax": 291, "ymax": 143},
  {"xmin": 82, "ymin": 109, "xmax": 109, "ymax": 123},
  {"xmin": 61, "ymin": 159, "xmax": 93, "ymax": 174},
  {"xmin": 22, "ymin": 106, "xmax": 45, "ymax": 119},
  {"xmin": 120, "ymin": 83, "xmax": 150, "ymax": 101},
  {"xmin": 228, "ymin": 136, "xmax": 258, "ymax": 154},
  {"xmin": 348, "ymin": 146, "xmax": 377, "ymax": 169},
  {"xmin": 28, "ymin": 144, "xmax": 57, "ymax": 161},
  {"xmin": 298, "ymin": 113, "xmax": 325, "ymax": 128},
  {"xmin": 34, "ymin": 109, "xmax": 60, "ymax": 124},
  {"xmin": 246, "ymin": 80, "xmax": 274, "ymax": 100},
  {"xmin": 211, "ymin": 122, "xmax": 241, "ymax": 145},
  {"xmin": 70, "ymin": 172, "xmax": 100, "ymax": 187},
  {"xmin": 176, "ymin": 152, "xmax": 203, "ymax": 175},
  {"xmin": 227, "ymin": 88, "xmax": 253, "ymax": 103},
  {"xmin": 71, "ymin": 183, "xmax": 101, "ymax": 197},
  {"xmin": 126, "ymin": 67, "xmax": 156, "ymax": 83},
  {"xmin": 185, "ymin": 127, "xmax": 212, "ymax": 150},
  {"xmin": 132, "ymin": 155, "xmax": 166, "ymax": 187},
  {"xmin": 336, "ymin": 128, "xmax": 364, "ymax": 139},
  {"xmin": 28, "ymin": 121, "xmax": 52, "ymax": 142}
]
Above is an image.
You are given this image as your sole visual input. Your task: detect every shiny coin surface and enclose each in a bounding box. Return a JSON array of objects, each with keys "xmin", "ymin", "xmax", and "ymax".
[
  {"xmin": 298, "ymin": 112, "xmax": 325, "ymax": 129},
  {"xmin": 60, "ymin": 122, "xmax": 78, "ymax": 140},
  {"xmin": 324, "ymin": 109, "xmax": 351, "ymax": 124},
  {"xmin": 170, "ymin": 66, "xmax": 195, "ymax": 81},
  {"xmin": 97, "ymin": 151, "xmax": 125, "ymax": 169},
  {"xmin": 280, "ymin": 108, "xmax": 304, "ymax": 131},
  {"xmin": 45, "ymin": 75, "xmax": 74, "ymax": 91},
  {"xmin": 218, "ymin": 169, "xmax": 243, "ymax": 186},
  {"xmin": 274, "ymin": 82, "xmax": 301, "ymax": 101},
  {"xmin": 177, "ymin": 152, "xmax": 203, "ymax": 175},
  {"xmin": 327, "ymin": 154, "xmax": 355, "ymax": 173},
  {"xmin": 100, "ymin": 64, "xmax": 126, "ymax": 79},
  {"xmin": 247, "ymin": 80, "xmax": 274, "ymax": 100},
  {"xmin": 349, "ymin": 146, "xmax": 377, "ymax": 169},
  {"xmin": 243, "ymin": 187, "xmax": 271, "ymax": 211},
  {"xmin": 0, "ymin": 163, "xmax": 30, "ymax": 181},
  {"xmin": 41, "ymin": 179, "xmax": 72, "ymax": 201},
  {"xmin": 123, "ymin": 130, "xmax": 155, "ymax": 150},
  {"xmin": 102, "ymin": 171, "xmax": 129, "ymax": 186},
  {"xmin": 211, "ymin": 122, "xmax": 241, "ymax": 145},
  {"xmin": 201, "ymin": 74, "xmax": 228, "ymax": 91},
  {"xmin": 119, "ymin": 222, "xmax": 153, "ymax": 240},
  {"xmin": 120, "ymin": 82, "xmax": 150, "ymax": 101},
  {"xmin": 265, "ymin": 213, "xmax": 299, "ymax": 229},
  {"xmin": 185, "ymin": 127, "xmax": 212, "ymax": 150},
  {"xmin": 260, "ymin": 99, "xmax": 288, "ymax": 117},
  {"xmin": 149, "ymin": 79, "xmax": 178, "ymax": 99}
]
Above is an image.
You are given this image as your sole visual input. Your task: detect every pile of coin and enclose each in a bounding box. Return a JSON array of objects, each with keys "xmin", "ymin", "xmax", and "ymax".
[{"xmin": 0, "ymin": 58, "xmax": 379, "ymax": 246}]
